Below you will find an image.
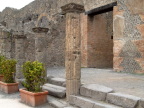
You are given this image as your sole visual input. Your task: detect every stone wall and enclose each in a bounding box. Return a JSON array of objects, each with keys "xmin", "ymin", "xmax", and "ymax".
[
  {"xmin": 82, "ymin": 0, "xmax": 144, "ymax": 73},
  {"xmin": 0, "ymin": 0, "xmax": 144, "ymax": 74},
  {"xmin": 83, "ymin": 0, "xmax": 116, "ymax": 12},
  {"xmin": 113, "ymin": 0, "xmax": 144, "ymax": 73},
  {"xmin": 0, "ymin": 0, "xmax": 66, "ymax": 68}
]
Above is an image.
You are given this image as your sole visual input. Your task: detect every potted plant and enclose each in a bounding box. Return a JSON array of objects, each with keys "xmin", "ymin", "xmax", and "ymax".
[
  {"xmin": 20, "ymin": 61, "xmax": 48, "ymax": 107},
  {"xmin": 0, "ymin": 55, "xmax": 6, "ymax": 81},
  {"xmin": 0, "ymin": 59, "xmax": 18, "ymax": 94}
]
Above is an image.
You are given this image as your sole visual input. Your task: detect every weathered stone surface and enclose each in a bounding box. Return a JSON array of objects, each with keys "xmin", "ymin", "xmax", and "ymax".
[
  {"xmin": 34, "ymin": 29, "xmax": 47, "ymax": 65},
  {"xmin": 61, "ymin": 3, "xmax": 85, "ymax": 14},
  {"xmin": 49, "ymin": 77, "xmax": 66, "ymax": 87},
  {"xmin": 113, "ymin": 40, "xmax": 124, "ymax": 57},
  {"xmin": 107, "ymin": 93, "xmax": 140, "ymax": 108},
  {"xmin": 62, "ymin": 3, "xmax": 83, "ymax": 100},
  {"xmin": 126, "ymin": 0, "xmax": 144, "ymax": 14},
  {"xmin": 66, "ymin": 79, "xmax": 81, "ymax": 98},
  {"xmin": 64, "ymin": 106, "xmax": 78, "ymax": 108},
  {"xmin": 58, "ymin": 0, "xmax": 83, "ymax": 8},
  {"xmin": 113, "ymin": 11, "xmax": 125, "ymax": 39},
  {"xmin": 48, "ymin": 95, "xmax": 67, "ymax": 108},
  {"xmin": 83, "ymin": 0, "xmax": 116, "ymax": 12},
  {"xmin": 137, "ymin": 24, "xmax": 144, "ymax": 38},
  {"xmin": 14, "ymin": 32, "xmax": 26, "ymax": 79},
  {"xmin": 113, "ymin": 57, "xmax": 123, "ymax": 72},
  {"xmin": 140, "ymin": 15, "xmax": 144, "ymax": 22},
  {"xmin": 42, "ymin": 83, "xmax": 66, "ymax": 98},
  {"xmin": 80, "ymin": 84, "xmax": 113, "ymax": 101},
  {"xmin": 70, "ymin": 95, "xmax": 122, "ymax": 108},
  {"xmin": 134, "ymin": 40, "xmax": 144, "ymax": 72},
  {"xmin": 140, "ymin": 99, "xmax": 144, "ymax": 108}
]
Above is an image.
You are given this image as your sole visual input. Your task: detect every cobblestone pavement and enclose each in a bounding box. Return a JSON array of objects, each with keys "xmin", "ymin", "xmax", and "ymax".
[
  {"xmin": 47, "ymin": 67, "xmax": 144, "ymax": 98},
  {"xmin": 0, "ymin": 91, "xmax": 54, "ymax": 108}
]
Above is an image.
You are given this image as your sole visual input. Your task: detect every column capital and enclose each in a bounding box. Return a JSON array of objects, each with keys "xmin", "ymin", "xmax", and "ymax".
[
  {"xmin": 61, "ymin": 3, "xmax": 85, "ymax": 14},
  {"xmin": 32, "ymin": 27, "xmax": 49, "ymax": 33},
  {"xmin": 13, "ymin": 31, "xmax": 26, "ymax": 39}
]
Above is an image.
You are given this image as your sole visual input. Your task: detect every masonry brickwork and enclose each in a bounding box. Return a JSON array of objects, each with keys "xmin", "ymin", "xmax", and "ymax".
[{"xmin": 0, "ymin": 0, "xmax": 144, "ymax": 77}]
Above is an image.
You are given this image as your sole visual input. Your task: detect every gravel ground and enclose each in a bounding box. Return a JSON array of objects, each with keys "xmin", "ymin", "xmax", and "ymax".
[
  {"xmin": 47, "ymin": 67, "xmax": 144, "ymax": 98},
  {"xmin": 0, "ymin": 91, "xmax": 54, "ymax": 108}
]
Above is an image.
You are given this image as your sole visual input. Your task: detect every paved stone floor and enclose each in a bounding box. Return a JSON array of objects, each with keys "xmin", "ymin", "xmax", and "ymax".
[
  {"xmin": 47, "ymin": 67, "xmax": 144, "ymax": 98},
  {"xmin": 0, "ymin": 91, "xmax": 54, "ymax": 108}
]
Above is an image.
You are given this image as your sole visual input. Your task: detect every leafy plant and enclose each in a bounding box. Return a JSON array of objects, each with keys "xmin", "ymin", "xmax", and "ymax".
[
  {"xmin": 2, "ymin": 59, "xmax": 17, "ymax": 83},
  {"xmin": 0, "ymin": 55, "xmax": 6, "ymax": 75},
  {"xmin": 22, "ymin": 61, "xmax": 46, "ymax": 92}
]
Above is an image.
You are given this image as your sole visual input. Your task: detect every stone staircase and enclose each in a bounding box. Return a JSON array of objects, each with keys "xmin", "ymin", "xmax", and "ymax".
[
  {"xmin": 43, "ymin": 76, "xmax": 144, "ymax": 108},
  {"xmin": 42, "ymin": 76, "xmax": 76, "ymax": 108},
  {"xmin": 42, "ymin": 76, "xmax": 66, "ymax": 98},
  {"xmin": 70, "ymin": 84, "xmax": 144, "ymax": 108}
]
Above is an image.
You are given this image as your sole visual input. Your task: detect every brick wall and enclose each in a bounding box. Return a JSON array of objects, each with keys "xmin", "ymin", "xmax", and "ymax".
[{"xmin": 81, "ymin": 11, "xmax": 113, "ymax": 68}]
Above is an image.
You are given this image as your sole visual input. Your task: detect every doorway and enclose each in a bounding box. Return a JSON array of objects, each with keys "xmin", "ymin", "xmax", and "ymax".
[{"xmin": 81, "ymin": 8, "xmax": 113, "ymax": 68}]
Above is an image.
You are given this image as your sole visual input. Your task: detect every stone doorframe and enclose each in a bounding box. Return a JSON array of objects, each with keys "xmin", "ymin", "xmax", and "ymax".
[{"xmin": 61, "ymin": 2, "xmax": 117, "ymax": 101}]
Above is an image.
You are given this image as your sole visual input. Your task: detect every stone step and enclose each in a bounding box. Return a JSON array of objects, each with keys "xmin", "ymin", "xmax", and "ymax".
[
  {"xmin": 48, "ymin": 95, "xmax": 78, "ymax": 108},
  {"xmin": 69, "ymin": 95, "xmax": 122, "ymax": 108},
  {"xmin": 80, "ymin": 84, "xmax": 114, "ymax": 101},
  {"xmin": 43, "ymin": 83, "xmax": 66, "ymax": 98},
  {"xmin": 106, "ymin": 93, "xmax": 141, "ymax": 108},
  {"xmin": 48, "ymin": 77, "xmax": 66, "ymax": 87}
]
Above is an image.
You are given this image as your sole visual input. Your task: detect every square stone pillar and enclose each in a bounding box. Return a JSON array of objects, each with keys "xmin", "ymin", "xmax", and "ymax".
[
  {"xmin": 14, "ymin": 31, "xmax": 26, "ymax": 79},
  {"xmin": 61, "ymin": 3, "xmax": 85, "ymax": 101},
  {"xmin": 0, "ymin": 28, "xmax": 8, "ymax": 56},
  {"xmin": 32, "ymin": 27, "xmax": 48, "ymax": 65}
]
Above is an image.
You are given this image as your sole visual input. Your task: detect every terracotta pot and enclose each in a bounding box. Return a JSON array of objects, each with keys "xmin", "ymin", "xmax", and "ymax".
[
  {"xmin": 0, "ymin": 75, "xmax": 4, "ymax": 81},
  {"xmin": 0, "ymin": 81, "xmax": 19, "ymax": 94},
  {"xmin": 19, "ymin": 88, "xmax": 48, "ymax": 107}
]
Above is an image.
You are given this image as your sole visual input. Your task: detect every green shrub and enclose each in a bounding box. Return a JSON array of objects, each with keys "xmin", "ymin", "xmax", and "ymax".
[
  {"xmin": 0, "ymin": 55, "xmax": 6, "ymax": 75},
  {"xmin": 2, "ymin": 59, "xmax": 17, "ymax": 83},
  {"xmin": 22, "ymin": 61, "xmax": 46, "ymax": 92}
]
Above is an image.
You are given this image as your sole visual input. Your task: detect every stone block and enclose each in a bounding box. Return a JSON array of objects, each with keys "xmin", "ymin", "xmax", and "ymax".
[
  {"xmin": 69, "ymin": 95, "xmax": 122, "ymax": 108},
  {"xmin": 49, "ymin": 77, "xmax": 66, "ymax": 86},
  {"xmin": 80, "ymin": 84, "xmax": 113, "ymax": 101},
  {"xmin": 69, "ymin": 95, "xmax": 95, "ymax": 108},
  {"xmin": 107, "ymin": 93, "xmax": 140, "ymax": 108},
  {"xmin": 42, "ymin": 83, "xmax": 66, "ymax": 98},
  {"xmin": 66, "ymin": 79, "xmax": 81, "ymax": 97},
  {"xmin": 83, "ymin": 0, "xmax": 116, "ymax": 12},
  {"xmin": 48, "ymin": 95, "xmax": 67, "ymax": 108},
  {"xmin": 127, "ymin": 0, "xmax": 144, "ymax": 14},
  {"xmin": 113, "ymin": 14, "xmax": 125, "ymax": 39}
]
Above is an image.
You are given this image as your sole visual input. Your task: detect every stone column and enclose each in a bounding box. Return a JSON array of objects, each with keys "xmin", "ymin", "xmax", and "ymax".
[
  {"xmin": 0, "ymin": 28, "xmax": 8, "ymax": 56},
  {"xmin": 61, "ymin": 3, "xmax": 85, "ymax": 100},
  {"xmin": 32, "ymin": 27, "xmax": 48, "ymax": 65},
  {"xmin": 14, "ymin": 31, "xmax": 26, "ymax": 79}
]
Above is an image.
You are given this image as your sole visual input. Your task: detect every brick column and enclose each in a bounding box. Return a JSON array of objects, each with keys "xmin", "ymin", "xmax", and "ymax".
[
  {"xmin": 32, "ymin": 27, "xmax": 48, "ymax": 65},
  {"xmin": 14, "ymin": 31, "xmax": 26, "ymax": 79},
  {"xmin": 61, "ymin": 3, "xmax": 85, "ymax": 100}
]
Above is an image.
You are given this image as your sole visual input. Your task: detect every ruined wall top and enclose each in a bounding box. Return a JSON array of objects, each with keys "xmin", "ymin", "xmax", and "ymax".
[
  {"xmin": 58, "ymin": 0, "xmax": 83, "ymax": 8},
  {"xmin": 61, "ymin": 3, "xmax": 85, "ymax": 14},
  {"xmin": 83, "ymin": 0, "xmax": 116, "ymax": 12}
]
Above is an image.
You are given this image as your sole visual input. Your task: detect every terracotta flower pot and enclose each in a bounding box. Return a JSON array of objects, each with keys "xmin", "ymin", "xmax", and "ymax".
[
  {"xmin": 0, "ymin": 75, "xmax": 4, "ymax": 81},
  {"xmin": 19, "ymin": 89, "xmax": 48, "ymax": 107},
  {"xmin": 0, "ymin": 81, "xmax": 19, "ymax": 94}
]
